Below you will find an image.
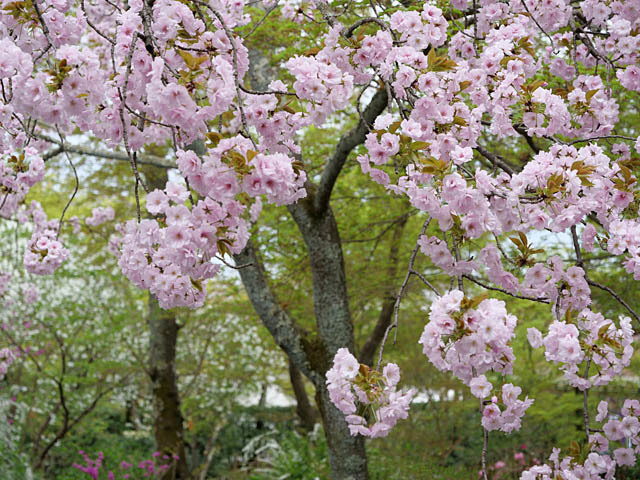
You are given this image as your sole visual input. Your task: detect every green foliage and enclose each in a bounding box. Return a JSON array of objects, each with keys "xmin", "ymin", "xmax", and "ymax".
[
  {"xmin": 248, "ymin": 427, "xmax": 330, "ymax": 480},
  {"xmin": 44, "ymin": 406, "xmax": 155, "ymax": 480},
  {"xmin": 0, "ymin": 396, "xmax": 39, "ymax": 480}
]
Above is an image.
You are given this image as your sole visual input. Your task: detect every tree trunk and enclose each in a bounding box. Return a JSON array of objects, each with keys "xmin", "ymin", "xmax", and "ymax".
[
  {"xmin": 234, "ymin": 48, "xmax": 388, "ymax": 480},
  {"xmin": 287, "ymin": 200, "xmax": 370, "ymax": 480},
  {"xmin": 147, "ymin": 296, "xmax": 190, "ymax": 479},
  {"xmin": 316, "ymin": 389, "xmax": 368, "ymax": 480},
  {"xmin": 235, "ymin": 236, "xmax": 370, "ymax": 480}
]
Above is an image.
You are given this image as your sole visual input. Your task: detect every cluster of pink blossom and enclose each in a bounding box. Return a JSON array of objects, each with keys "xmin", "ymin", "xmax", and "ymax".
[
  {"xmin": 419, "ymin": 290, "xmax": 533, "ymax": 432},
  {"xmin": 116, "ymin": 137, "xmax": 306, "ymax": 308},
  {"xmin": 115, "ymin": 196, "xmax": 223, "ymax": 309},
  {"xmin": 419, "ymin": 290, "xmax": 517, "ymax": 384},
  {"xmin": 285, "ymin": 55, "xmax": 354, "ymax": 124},
  {"xmin": 527, "ymin": 310, "xmax": 634, "ymax": 390},
  {"xmin": 177, "ymin": 138, "xmax": 307, "ymax": 207},
  {"xmin": 418, "ymin": 235, "xmax": 477, "ymax": 277},
  {"xmin": 521, "ymin": 399, "xmax": 639, "ymax": 479},
  {"xmin": 480, "ymin": 383, "xmax": 534, "ymax": 433},
  {"xmin": 520, "ymin": 257, "xmax": 591, "ymax": 315},
  {"xmin": 389, "ymin": 5, "xmax": 448, "ymax": 53},
  {"xmin": 0, "ymin": 148, "xmax": 45, "ymax": 218},
  {"xmin": 24, "ymin": 228, "xmax": 69, "ymax": 275},
  {"xmin": 326, "ymin": 348, "xmax": 415, "ymax": 438},
  {"xmin": 86, "ymin": 206, "xmax": 115, "ymax": 227}
]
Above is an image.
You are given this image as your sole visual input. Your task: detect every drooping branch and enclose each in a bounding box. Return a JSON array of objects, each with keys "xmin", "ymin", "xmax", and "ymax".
[
  {"xmin": 314, "ymin": 88, "xmax": 388, "ymax": 214},
  {"xmin": 463, "ymin": 275, "xmax": 550, "ymax": 303}
]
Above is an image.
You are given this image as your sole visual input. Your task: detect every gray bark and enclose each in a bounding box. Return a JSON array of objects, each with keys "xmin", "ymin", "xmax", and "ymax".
[{"xmin": 235, "ymin": 208, "xmax": 369, "ymax": 479}]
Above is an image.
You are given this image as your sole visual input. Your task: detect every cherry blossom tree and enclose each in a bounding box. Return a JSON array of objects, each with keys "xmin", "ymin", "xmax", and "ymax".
[{"xmin": 1, "ymin": 0, "xmax": 640, "ymax": 479}]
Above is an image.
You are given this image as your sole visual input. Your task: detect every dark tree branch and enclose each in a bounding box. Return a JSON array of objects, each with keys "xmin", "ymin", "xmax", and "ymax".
[
  {"xmin": 377, "ymin": 218, "xmax": 432, "ymax": 370},
  {"xmin": 587, "ymin": 278, "xmax": 640, "ymax": 328},
  {"xmin": 570, "ymin": 226, "xmax": 640, "ymax": 328},
  {"xmin": 463, "ymin": 275, "xmax": 550, "ymax": 303},
  {"xmin": 233, "ymin": 239, "xmax": 324, "ymax": 386},
  {"xmin": 513, "ymin": 123, "xmax": 541, "ymax": 154},
  {"xmin": 314, "ymin": 88, "xmax": 388, "ymax": 213},
  {"xmin": 474, "ymin": 145, "xmax": 516, "ymax": 176}
]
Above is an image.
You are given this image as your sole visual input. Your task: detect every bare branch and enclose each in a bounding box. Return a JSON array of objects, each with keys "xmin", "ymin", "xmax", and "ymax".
[
  {"xmin": 359, "ymin": 213, "xmax": 408, "ymax": 366},
  {"xmin": 587, "ymin": 278, "xmax": 640, "ymax": 328},
  {"xmin": 55, "ymin": 129, "xmax": 79, "ymax": 239},
  {"xmin": 37, "ymin": 133, "xmax": 175, "ymax": 169}
]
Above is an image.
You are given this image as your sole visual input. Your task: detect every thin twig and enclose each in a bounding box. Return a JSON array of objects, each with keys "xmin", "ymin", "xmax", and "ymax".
[
  {"xmin": 376, "ymin": 218, "xmax": 432, "ymax": 370},
  {"xmin": 202, "ymin": 3, "xmax": 257, "ymax": 148},
  {"xmin": 587, "ymin": 279, "xmax": 640, "ymax": 328},
  {"xmin": 571, "ymin": 225, "xmax": 583, "ymax": 267},
  {"xmin": 567, "ymin": 134, "xmax": 636, "ymax": 146},
  {"xmin": 117, "ymin": 34, "xmax": 149, "ymax": 223},
  {"xmin": 409, "ymin": 270, "xmax": 441, "ymax": 296},
  {"xmin": 520, "ymin": 0, "xmax": 554, "ymax": 48},
  {"xmin": 214, "ymin": 255, "xmax": 252, "ymax": 270},
  {"xmin": 463, "ymin": 275, "xmax": 550, "ymax": 303},
  {"xmin": 481, "ymin": 406, "xmax": 489, "ymax": 480},
  {"xmin": 81, "ymin": 0, "xmax": 116, "ymax": 45},
  {"xmin": 32, "ymin": 0, "xmax": 54, "ymax": 63},
  {"xmin": 55, "ymin": 129, "xmax": 79, "ymax": 239},
  {"xmin": 242, "ymin": 3, "xmax": 279, "ymax": 39},
  {"xmin": 343, "ymin": 17, "xmax": 391, "ymax": 38}
]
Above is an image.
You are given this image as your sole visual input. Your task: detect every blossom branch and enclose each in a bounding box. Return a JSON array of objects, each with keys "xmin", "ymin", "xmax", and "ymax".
[
  {"xmin": 474, "ymin": 145, "xmax": 516, "ymax": 176},
  {"xmin": 586, "ymin": 278, "xmax": 640, "ymax": 328},
  {"xmin": 571, "ymin": 226, "xmax": 640, "ymax": 327},
  {"xmin": 463, "ymin": 275, "xmax": 550, "ymax": 303},
  {"xmin": 204, "ymin": 4, "xmax": 258, "ymax": 148},
  {"xmin": 32, "ymin": 0, "xmax": 54, "ymax": 62}
]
